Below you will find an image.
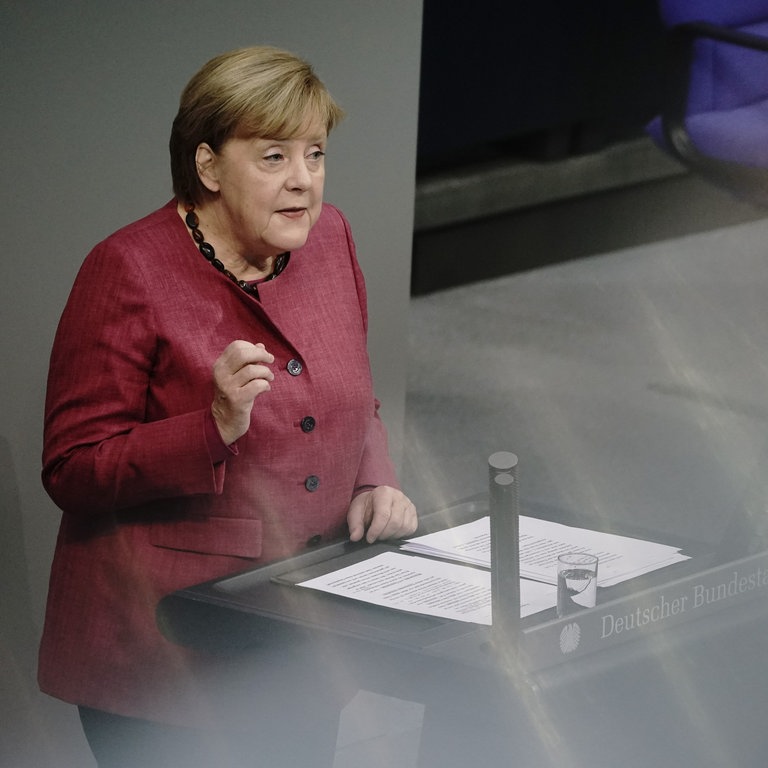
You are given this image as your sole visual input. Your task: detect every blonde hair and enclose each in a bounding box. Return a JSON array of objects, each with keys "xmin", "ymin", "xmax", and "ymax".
[{"xmin": 170, "ymin": 46, "xmax": 344, "ymax": 204}]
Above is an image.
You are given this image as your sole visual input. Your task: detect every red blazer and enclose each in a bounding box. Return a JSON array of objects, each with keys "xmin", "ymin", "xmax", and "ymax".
[{"xmin": 38, "ymin": 201, "xmax": 399, "ymax": 724}]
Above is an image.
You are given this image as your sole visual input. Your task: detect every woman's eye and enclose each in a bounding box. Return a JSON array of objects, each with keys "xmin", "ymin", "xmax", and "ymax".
[
  {"xmin": 264, "ymin": 152, "xmax": 284, "ymax": 162},
  {"xmin": 307, "ymin": 150, "xmax": 325, "ymax": 161}
]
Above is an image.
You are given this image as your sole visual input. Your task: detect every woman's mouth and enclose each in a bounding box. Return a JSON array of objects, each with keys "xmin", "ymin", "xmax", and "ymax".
[{"xmin": 277, "ymin": 207, "xmax": 306, "ymax": 219}]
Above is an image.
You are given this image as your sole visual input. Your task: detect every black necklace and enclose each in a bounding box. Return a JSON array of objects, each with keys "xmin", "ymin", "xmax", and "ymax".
[{"xmin": 183, "ymin": 203, "xmax": 288, "ymax": 298}]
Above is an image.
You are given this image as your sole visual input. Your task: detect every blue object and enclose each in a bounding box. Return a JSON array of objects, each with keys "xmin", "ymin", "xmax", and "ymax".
[{"xmin": 647, "ymin": 0, "xmax": 768, "ymax": 203}]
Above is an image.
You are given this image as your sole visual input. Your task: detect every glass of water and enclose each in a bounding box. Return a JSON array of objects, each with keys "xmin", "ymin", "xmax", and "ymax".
[{"xmin": 557, "ymin": 552, "xmax": 599, "ymax": 617}]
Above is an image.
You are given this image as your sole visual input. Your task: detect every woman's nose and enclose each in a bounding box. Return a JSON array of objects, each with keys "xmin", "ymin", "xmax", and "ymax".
[{"xmin": 286, "ymin": 157, "xmax": 312, "ymax": 190}]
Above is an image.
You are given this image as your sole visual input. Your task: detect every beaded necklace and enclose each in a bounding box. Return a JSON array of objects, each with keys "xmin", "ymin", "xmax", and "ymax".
[{"xmin": 183, "ymin": 203, "xmax": 288, "ymax": 298}]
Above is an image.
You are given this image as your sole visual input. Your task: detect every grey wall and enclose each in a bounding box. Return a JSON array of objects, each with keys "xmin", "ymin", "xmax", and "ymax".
[{"xmin": 1, "ymin": 1, "xmax": 422, "ymax": 764}]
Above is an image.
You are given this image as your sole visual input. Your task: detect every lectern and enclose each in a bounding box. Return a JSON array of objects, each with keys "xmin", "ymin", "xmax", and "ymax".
[
  {"xmin": 159, "ymin": 453, "xmax": 768, "ymax": 683},
  {"xmin": 157, "ymin": 453, "xmax": 768, "ymax": 766}
]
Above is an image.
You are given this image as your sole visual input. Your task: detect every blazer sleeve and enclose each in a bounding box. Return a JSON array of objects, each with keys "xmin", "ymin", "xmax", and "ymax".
[
  {"xmin": 354, "ymin": 398, "xmax": 400, "ymax": 491},
  {"xmin": 42, "ymin": 239, "xmax": 225, "ymax": 517},
  {"xmin": 340, "ymin": 211, "xmax": 401, "ymax": 492}
]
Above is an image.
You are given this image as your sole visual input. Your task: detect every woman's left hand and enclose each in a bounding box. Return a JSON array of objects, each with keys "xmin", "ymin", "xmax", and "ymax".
[{"xmin": 347, "ymin": 486, "xmax": 418, "ymax": 544}]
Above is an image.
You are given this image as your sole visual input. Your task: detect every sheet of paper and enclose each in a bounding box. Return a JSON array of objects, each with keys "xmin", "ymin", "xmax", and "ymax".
[
  {"xmin": 400, "ymin": 517, "xmax": 490, "ymax": 567},
  {"xmin": 298, "ymin": 551, "xmax": 557, "ymax": 624},
  {"xmin": 401, "ymin": 516, "xmax": 690, "ymax": 588}
]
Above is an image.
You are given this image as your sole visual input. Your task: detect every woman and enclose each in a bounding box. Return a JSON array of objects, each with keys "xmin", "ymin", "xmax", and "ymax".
[{"xmin": 39, "ymin": 46, "xmax": 417, "ymax": 766}]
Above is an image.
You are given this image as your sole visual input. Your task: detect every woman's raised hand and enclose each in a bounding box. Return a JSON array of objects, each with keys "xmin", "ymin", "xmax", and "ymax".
[{"xmin": 211, "ymin": 340, "xmax": 274, "ymax": 444}]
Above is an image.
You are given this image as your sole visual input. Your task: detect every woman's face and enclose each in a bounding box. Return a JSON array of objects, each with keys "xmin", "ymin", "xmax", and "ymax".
[{"xmin": 196, "ymin": 119, "xmax": 327, "ymax": 261}]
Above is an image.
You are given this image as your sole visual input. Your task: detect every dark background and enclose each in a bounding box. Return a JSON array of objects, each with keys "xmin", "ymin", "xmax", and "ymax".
[
  {"xmin": 417, "ymin": 0, "xmax": 665, "ymax": 173},
  {"xmin": 411, "ymin": 1, "xmax": 767, "ymax": 295}
]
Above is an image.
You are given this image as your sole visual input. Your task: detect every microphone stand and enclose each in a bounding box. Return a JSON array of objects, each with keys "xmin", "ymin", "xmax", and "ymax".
[{"xmin": 488, "ymin": 451, "xmax": 521, "ymax": 654}]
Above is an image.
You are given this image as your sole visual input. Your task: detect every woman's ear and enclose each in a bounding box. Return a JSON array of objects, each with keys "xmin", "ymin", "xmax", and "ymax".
[{"xmin": 195, "ymin": 143, "xmax": 220, "ymax": 193}]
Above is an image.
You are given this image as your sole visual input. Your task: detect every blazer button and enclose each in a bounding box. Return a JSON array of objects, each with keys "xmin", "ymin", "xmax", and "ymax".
[
  {"xmin": 300, "ymin": 416, "xmax": 316, "ymax": 433},
  {"xmin": 306, "ymin": 534, "xmax": 322, "ymax": 547},
  {"xmin": 287, "ymin": 358, "xmax": 303, "ymax": 376},
  {"xmin": 304, "ymin": 475, "xmax": 320, "ymax": 492}
]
